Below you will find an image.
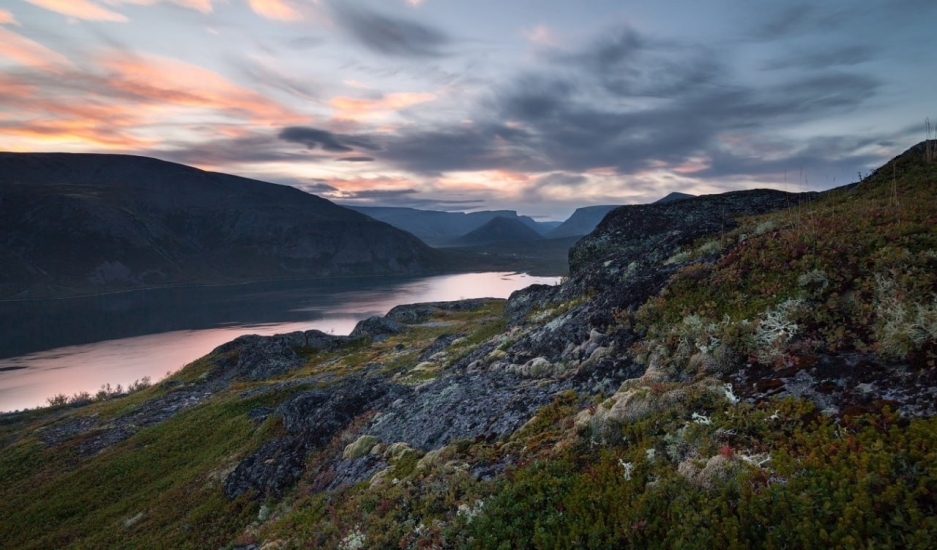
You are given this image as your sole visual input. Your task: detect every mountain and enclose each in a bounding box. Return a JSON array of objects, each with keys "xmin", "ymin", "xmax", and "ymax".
[
  {"xmin": 445, "ymin": 216, "xmax": 545, "ymax": 247},
  {"xmin": 547, "ymin": 204, "xmax": 620, "ymax": 238},
  {"xmin": 4, "ymin": 142, "xmax": 937, "ymax": 548},
  {"xmin": 654, "ymin": 191, "xmax": 695, "ymax": 203},
  {"xmin": 0, "ymin": 153, "xmax": 448, "ymax": 299},
  {"xmin": 546, "ymin": 193, "xmax": 695, "ymax": 239},
  {"xmin": 347, "ymin": 206, "xmax": 556, "ymax": 245}
]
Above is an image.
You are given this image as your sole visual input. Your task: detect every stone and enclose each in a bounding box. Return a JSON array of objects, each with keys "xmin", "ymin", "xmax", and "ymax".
[{"xmin": 349, "ymin": 316, "xmax": 403, "ymax": 342}]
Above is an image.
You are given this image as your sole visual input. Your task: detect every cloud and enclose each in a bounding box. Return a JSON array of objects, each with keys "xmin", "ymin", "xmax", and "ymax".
[
  {"xmin": 763, "ymin": 44, "xmax": 873, "ymax": 70},
  {"xmin": 0, "ymin": 51, "xmax": 303, "ymax": 151},
  {"xmin": 0, "ymin": 9, "xmax": 20, "ymax": 25},
  {"xmin": 278, "ymin": 126, "xmax": 380, "ymax": 152},
  {"xmin": 331, "ymin": 4, "xmax": 449, "ymax": 57},
  {"xmin": 329, "ymin": 91, "xmax": 436, "ymax": 120},
  {"xmin": 151, "ymin": 132, "xmax": 323, "ymax": 167},
  {"xmin": 238, "ymin": 58, "xmax": 319, "ymax": 101},
  {"xmin": 523, "ymin": 25, "xmax": 557, "ymax": 47},
  {"xmin": 24, "ymin": 0, "xmax": 127, "ymax": 22},
  {"xmin": 338, "ymin": 156, "xmax": 374, "ymax": 162},
  {"xmin": 248, "ymin": 0, "xmax": 301, "ymax": 21},
  {"xmin": 111, "ymin": 0, "xmax": 214, "ymax": 13},
  {"xmin": 363, "ymin": 25, "xmax": 885, "ymax": 183},
  {"xmin": 0, "ymin": 27, "xmax": 72, "ymax": 68}
]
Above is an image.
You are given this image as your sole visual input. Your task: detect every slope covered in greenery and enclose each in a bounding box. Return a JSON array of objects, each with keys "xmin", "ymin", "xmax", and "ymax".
[{"xmin": 1, "ymin": 143, "xmax": 935, "ymax": 549}]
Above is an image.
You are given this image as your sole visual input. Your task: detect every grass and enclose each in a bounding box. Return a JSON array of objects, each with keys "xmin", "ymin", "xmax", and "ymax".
[{"xmin": 630, "ymin": 148, "xmax": 937, "ymax": 374}]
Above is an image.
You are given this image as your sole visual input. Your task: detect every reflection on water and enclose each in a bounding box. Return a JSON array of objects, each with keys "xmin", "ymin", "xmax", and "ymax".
[{"xmin": 0, "ymin": 272, "xmax": 558, "ymax": 411}]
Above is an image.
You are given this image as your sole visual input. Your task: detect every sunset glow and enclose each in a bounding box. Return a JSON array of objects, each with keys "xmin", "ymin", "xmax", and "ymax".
[{"xmin": 2, "ymin": 0, "xmax": 935, "ymax": 218}]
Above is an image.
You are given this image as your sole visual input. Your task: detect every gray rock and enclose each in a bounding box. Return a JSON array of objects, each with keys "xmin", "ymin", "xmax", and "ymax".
[
  {"xmin": 224, "ymin": 376, "xmax": 407, "ymax": 499},
  {"xmin": 418, "ymin": 333, "xmax": 465, "ymax": 362},
  {"xmin": 349, "ymin": 316, "xmax": 403, "ymax": 342}
]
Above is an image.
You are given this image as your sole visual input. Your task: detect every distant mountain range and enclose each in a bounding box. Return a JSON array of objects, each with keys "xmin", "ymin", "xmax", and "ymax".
[
  {"xmin": 0, "ymin": 153, "xmax": 450, "ymax": 299},
  {"xmin": 446, "ymin": 216, "xmax": 545, "ymax": 247},
  {"xmin": 547, "ymin": 192, "xmax": 696, "ymax": 239},
  {"xmin": 346, "ymin": 206, "xmax": 559, "ymax": 246},
  {"xmin": 350, "ymin": 192, "xmax": 694, "ymax": 246}
]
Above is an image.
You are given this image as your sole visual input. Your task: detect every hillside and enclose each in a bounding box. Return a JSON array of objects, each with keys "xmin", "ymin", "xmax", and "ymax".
[
  {"xmin": 347, "ymin": 206, "xmax": 555, "ymax": 246},
  {"xmin": 2, "ymin": 142, "xmax": 937, "ymax": 548},
  {"xmin": 446, "ymin": 216, "xmax": 545, "ymax": 247},
  {"xmin": 547, "ymin": 204, "xmax": 620, "ymax": 238},
  {"xmin": 548, "ymin": 193, "xmax": 695, "ymax": 239},
  {"xmin": 0, "ymin": 153, "xmax": 450, "ymax": 299}
]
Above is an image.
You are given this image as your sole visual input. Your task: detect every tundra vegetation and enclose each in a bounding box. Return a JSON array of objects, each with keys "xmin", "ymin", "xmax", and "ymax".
[{"xmin": 1, "ymin": 143, "xmax": 936, "ymax": 549}]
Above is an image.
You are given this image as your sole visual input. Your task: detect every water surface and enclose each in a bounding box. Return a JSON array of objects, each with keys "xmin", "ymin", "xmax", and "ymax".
[{"xmin": 0, "ymin": 272, "xmax": 558, "ymax": 412}]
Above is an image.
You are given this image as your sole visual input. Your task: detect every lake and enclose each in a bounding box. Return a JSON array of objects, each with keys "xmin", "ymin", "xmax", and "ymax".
[{"xmin": 0, "ymin": 272, "xmax": 559, "ymax": 412}]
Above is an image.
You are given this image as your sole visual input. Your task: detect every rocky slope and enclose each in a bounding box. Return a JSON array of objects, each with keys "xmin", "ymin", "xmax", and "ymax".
[
  {"xmin": 2, "ymin": 143, "xmax": 936, "ymax": 548},
  {"xmin": 0, "ymin": 153, "xmax": 450, "ymax": 299}
]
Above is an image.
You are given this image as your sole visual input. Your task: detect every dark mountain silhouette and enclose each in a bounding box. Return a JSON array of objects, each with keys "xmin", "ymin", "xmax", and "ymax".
[
  {"xmin": 0, "ymin": 153, "xmax": 449, "ymax": 299},
  {"xmin": 547, "ymin": 193, "xmax": 696, "ymax": 239},
  {"xmin": 654, "ymin": 191, "xmax": 695, "ymax": 203},
  {"xmin": 347, "ymin": 206, "xmax": 556, "ymax": 245},
  {"xmin": 446, "ymin": 216, "xmax": 544, "ymax": 247},
  {"xmin": 547, "ymin": 205, "xmax": 620, "ymax": 238}
]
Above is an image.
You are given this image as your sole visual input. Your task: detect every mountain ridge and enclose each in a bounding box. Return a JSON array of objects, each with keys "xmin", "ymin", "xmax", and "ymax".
[{"xmin": 0, "ymin": 153, "xmax": 450, "ymax": 299}]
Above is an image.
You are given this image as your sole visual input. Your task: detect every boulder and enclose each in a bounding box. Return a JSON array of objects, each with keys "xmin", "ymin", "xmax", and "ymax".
[{"xmin": 350, "ymin": 316, "xmax": 403, "ymax": 342}]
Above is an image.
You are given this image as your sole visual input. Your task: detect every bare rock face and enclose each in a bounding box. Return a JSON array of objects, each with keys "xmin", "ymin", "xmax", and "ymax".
[
  {"xmin": 224, "ymin": 376, "xmax": 406, "ymax": 499},
  {"xmin": 349, "ymin": 316, "xmax": 403, "ymax": 342}
]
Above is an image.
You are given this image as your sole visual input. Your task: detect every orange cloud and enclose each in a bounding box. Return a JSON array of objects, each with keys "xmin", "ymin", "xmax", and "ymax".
[
  {"xmin": 248, "ymin": 0, "xmax": 302, "ymax": 20},
  {"xmin": 329, "ymin": 92, "xmax": 436, "ymax": 121},
  {"xmin": 0, "ymin": 27, "xmax": 72, "ymax": 68},
  {"xmin": 97, "ymin": 52, "xmax": 301, "ymax": 124},
  {"xmin": 24, "ymin": 0, "xmax": 127, "ymax": 22},
  {"xmin": 0, "ymin": 51, "xmax": 306, "ymax": 152},
  {"xmin": 0, "ymin": 9, "xmax": 20, "ymax": 25},
  {"xmin": 1, "ymin": 118, "xmax": 157, "ymax": 149}
]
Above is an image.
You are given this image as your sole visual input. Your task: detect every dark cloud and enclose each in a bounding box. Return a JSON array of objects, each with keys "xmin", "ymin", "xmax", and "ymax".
[
  {"xmin": 280, "ymin": 127, "xmax": 353, "ymax": 152},
  {"xmin": 756, "ymin": 4, "xmax": 816, "ymax": 39},
  {"xmin": 295, "ymin": 181, "xmax": 339, "ymax": 194},
  {"xmin": 377, "ymin": 123, "xmax": 544, "ymax": 174},
  {"xmin": 278, "ymin": 126, "xmax": 382, "ymax": 153},
  {"xmin": 365, "ymin": 25, "xmax": 885, "ymax": 182},
  {"xmin": 331, "ymin": 4, "xmax": 450, "ymax": 58},
  {"xmin": 153, "ymin": 134, "xmax": 327, "ymax": 166},
  {"xmin": 764, "ymin": 45, "xmax": 873, "ymax": 71},
  {"xmin": 337, "ymin": 156, "xmax": 375, "ymax": 162}
]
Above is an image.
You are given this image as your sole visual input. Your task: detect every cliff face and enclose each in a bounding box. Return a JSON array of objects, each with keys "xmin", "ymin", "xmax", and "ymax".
[
  {"xmin": 3, "ymin": 143, "xmax": 937, "ymax": 549},
  {"xmin": 568, "ymin": 188, "xmax": 814, "ymax": 275},
  {"xmin": 0, "ymin": 153, "xmax": 447, "ymax": 298}
]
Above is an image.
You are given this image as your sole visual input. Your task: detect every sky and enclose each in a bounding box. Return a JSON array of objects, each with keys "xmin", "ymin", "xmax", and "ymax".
[{"xmin": 1, "ymin": 0, "xmax": 935, "ymax": 219}]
